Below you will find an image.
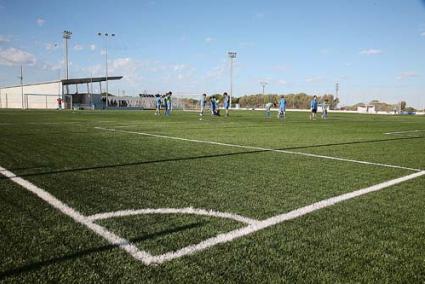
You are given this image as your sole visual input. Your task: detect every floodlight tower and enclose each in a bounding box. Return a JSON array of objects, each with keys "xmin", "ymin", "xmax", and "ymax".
[
  {"xmin": 98, "ymin": 32, "xmax": 116, "ymax": 108},
  {"xmin": 63, "ymin": 31, "xmax": 72, "ymax": 96},
  {"xmin": 18, "ymin": 65, "xmax": 24, "ymax": 109},
  {"xmin": 260, "ymin": 81, "xmax": 268, "ymax": 96},
  {"xmin": 228, "ymin": 51, "xmax": 237, "ymax": 108},
  {"xmin": 63, "ymin": 31, "xmax": 72, "ymax": 80}
]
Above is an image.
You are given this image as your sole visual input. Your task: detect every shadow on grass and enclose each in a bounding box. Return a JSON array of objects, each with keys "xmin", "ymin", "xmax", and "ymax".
[
  {"xmin": 0, "ymin": 221, "xmax": 205, "ymax": 280},
  {"xmin": 1, "ymin": 135, "xmax": 423, "ymax": 180}
]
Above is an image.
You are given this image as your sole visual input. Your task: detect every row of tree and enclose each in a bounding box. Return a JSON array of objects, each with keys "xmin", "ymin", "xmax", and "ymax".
[{"xmin": 237, "ymin": 93, "xmax": 339, "ymax": 109}]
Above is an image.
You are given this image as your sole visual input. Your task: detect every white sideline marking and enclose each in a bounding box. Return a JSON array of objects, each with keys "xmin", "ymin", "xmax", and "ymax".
[
  {"xmin": 0, "ymin": 166, "xmax": 155, "ymax": 265},
  {"xmin": 94, "ymin": 127, "xmax": 422, "ymax": 172},
  {"xmin": 1, "ymin": 165, "xmax": 424, "ymax": 265},
  {"xmin": 150, "ymin": 170, "xmax": 425, "ymax": 264},
  {"xmin": 88, "ymin": 207, "xmax": 259, "ymax": 225},
  {"xmin": 384, "ymin": 129, "xmax": 425, "ymax": 135}
]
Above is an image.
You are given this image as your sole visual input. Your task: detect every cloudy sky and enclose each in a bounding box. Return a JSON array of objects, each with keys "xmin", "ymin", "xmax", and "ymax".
[{"xmin": 0, "ymin": 0, "xmax": 425, "ymax": 107}]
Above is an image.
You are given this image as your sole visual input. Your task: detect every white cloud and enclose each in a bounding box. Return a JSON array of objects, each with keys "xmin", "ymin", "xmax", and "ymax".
[
  {"xmin": 277, "ymin": 79, "xmax": 288, "ymax": 85},
  {"xmin": 173, "ymin": 64, "xmax": 186, "ymax": 71},
  {"xmin": 359, "ymin": 49, "xmax": 383, "ymax": 56},
  {"xmin": 0, "ymin": 35, "xmax": 10, "ymax": 44},
  {"xmin": 90, "ymin": 44, "xmax": 96, "ymax": 51},
  {"xmin": 36, "ymin": 17, "xmax": 45, "ymax": 26},
  {"xmin": 205, "ymin": 37, "xmax": 214, "ymax": 44},
  {"xmin": 0, "ymin": 47, "xmax": 36, "ymax": 66},
  {"xmin": 110, "ymin": 57, "xmax": 144, "ymax": 85},
  {"xmin": 45, "ymin": 43, "xmax": 59, "ymax": 50},
  {"xmin": 397, "ymin": 71, "xmax": 418, "ymax": 80},
  {"xmin": 100, "ymin": 49, "xmax": 106, "ymax": 55},
  {"xmin": 421, "ymin": 31, "xmax": 425, "ymax": 37},
  {"xmin": 204, "ymin": 62, "xmax": 226, "ymax": 80},
  {"xmin": 74, "ymin": 44, "xmax": 83, "ymax": 51},
  {"xmin": 305, "ymin": 76, "xmax": 323, "ymax": 83},
  {"xmin": 42, "ymin": 60, "xmax": 63, "ymax": 71}
]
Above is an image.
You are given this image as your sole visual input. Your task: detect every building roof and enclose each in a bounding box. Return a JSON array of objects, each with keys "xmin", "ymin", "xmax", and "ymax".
[
  {"xmin": 0, "ymin": 76, "xmax": 123, "ymax": 89},
  {"xmin": 61, "ymin": 76, "xmax": 123, "ymax": 85}
]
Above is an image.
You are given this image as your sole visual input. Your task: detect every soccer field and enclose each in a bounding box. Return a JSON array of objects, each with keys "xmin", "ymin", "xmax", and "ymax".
[{"xmin": 0, "ymin": 109, "xmax": 424, "ymax": 282}]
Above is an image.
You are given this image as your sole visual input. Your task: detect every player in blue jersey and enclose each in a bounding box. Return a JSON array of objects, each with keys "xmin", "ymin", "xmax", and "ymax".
[
  {"xmin": 210, "ymin": 96, "xmax": 220, "ymax": 116},
  {"xmin": 154, "ymin": 94, "xmax": 161, "ymax": 116},
  {"xmin": 278, "ymin": 95, "xmax": 286, "ymax": 120},
  {"xmin": 223, "ymin": 92, "xmax": 230, "ymax": 117},
  {"xmin": 163, "ymin": 94, "xmax": 168, "ymax": 115},
  {"xmin": 166, "ymin": 91, "xmax": 172, "ymax": 116},
  {"xmin": 310, "ymin": 95, "xmax": 318, "ymax": 120}
]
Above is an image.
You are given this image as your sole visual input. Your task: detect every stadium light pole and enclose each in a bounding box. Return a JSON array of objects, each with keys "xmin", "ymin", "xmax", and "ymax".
[
  {"xmin": 18, "ymin": 65, "xmax": 24, "ymax": 109},
  {"xmin": 63, "ymin": 30, "xmax": 72, "ymax": 95},
  {"xmin": 98, "ymin": 32, "xmax": 115, "ymax": 109},
  {"xmin": 260, "ymin": 81, "xmax": 268, "ymax": 96},
  {"xmin": 228, "ymin": 52, "xmax": 237, "ymax": 109}
]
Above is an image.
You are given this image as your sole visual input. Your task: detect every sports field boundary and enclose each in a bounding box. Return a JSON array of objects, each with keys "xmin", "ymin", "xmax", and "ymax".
[
  {"xmin": 94, "ymin": 127, "xmax": 422, "ymax": 172},
  {"xmin": 384, "ymin": 129, "xmax": 425, "ymax": 135},
  {"xmin": 1, "ymin": 164, "xmax": 424, "ymax": 265}
]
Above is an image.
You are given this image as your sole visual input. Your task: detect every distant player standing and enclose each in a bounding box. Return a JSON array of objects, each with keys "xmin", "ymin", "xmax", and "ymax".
[
  {"xmin": 166, "ymin": 91, "xmax": 172, "ymax": 116},
  {"xmin": 223, "ymin": 92, "xmax": 230, "ymax": 117},
  {"xmin": 200, "ymin": 93, "xmax": 207, "ymax": 119},
  {"xmin": 310, "ymin": 95, "xmax": 318, "ymax": 120},
  {"xmin": 154, "ymin": 94, "xmax": 161, "ymax": 116},
  {"xmin": 321, "ymin": 99, "xmax": 328, "ymax": 119},
  {"xmin": 278, "ymin": 95, "xmax": 286, "ymax": 120},
  {"xmin": 265, "ymin": 102, "xmax": 274, "ymax": 119},
  {"xmin": 163, "ymin": 94, "xmax": 168, "ymax": 116}
]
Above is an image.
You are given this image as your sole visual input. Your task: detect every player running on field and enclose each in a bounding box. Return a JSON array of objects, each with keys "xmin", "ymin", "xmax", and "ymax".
[
  {"xmin": 278, "ymin": 95, "xmax": 286, "ymax": 120},
  {"xmin": 310, "ymin": 95, "xmax": 318, "ymax": 120}
]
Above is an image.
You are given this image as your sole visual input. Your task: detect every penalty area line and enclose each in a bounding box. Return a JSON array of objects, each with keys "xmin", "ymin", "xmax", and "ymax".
[
  {"xmin": 150, "ymin": 170, "xmax": 425, "ymax": 264},
  {"xmin": 87, "ymin": 207, "xmax": 259, "ymax": 225},
  {"xmin": 94, "ymin": 126, "xmax": 422, "ymax": 172}
]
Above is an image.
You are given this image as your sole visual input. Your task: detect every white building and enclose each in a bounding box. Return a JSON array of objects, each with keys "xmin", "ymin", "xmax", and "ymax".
[{"xmin": 0, "ymin": 76, "xmax": 122, "ymax": 109}]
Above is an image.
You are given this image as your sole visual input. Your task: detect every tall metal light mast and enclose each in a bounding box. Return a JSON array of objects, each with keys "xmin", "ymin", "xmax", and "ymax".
[
  {"xmin": 63, "ymin": 30, "xmax": 72, "ymax": 95},
  {"xmin": 228, "ymin": 52, "xmax": 237, "ymax": 109},
  {"xmin": 98, "ymin": 32, "xmax": 116, "ymax": 108},
  {"xmin": 19, "ymin": 65, "xmax": 24, "ymax": 109},
  {"xmin": 260, "ymin": 81, "xmax": 268, "ymax": 95}
]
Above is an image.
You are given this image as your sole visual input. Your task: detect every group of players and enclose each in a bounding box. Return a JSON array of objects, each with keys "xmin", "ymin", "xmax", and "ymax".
[
  {"xmin": 263, "ymin": 95, "xmax": 328, "ymax": 120},
  {"xmin": 154, "ymin": 91, "xmax": 328, "ymax": 121},
  {"xmin": 199, "ymin": 92, "xmax": 231, "ymax": 119},
  {"xmin": 154, "ymin": 92, "xmax": 173, "ymax": 116}
]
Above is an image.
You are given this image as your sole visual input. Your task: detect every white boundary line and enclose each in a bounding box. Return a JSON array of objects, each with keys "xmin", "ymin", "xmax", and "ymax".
[
  {"xmin": 94, "ymin": 127, "xmax": 422, "ymax": 172},
  {"xmin": 0, "ymin": 165, "xmax": 154, "ymax": 265},
  {"xmin": 384, "ymin": 129, "xmax": 425, "ymax": 135},
  {"xmin": 149, "ymin": 170, "xmax": 425, "ymax": 264},
  {"xmin": 1, "ymin": 165, "xmax": 424, "ymax": 265},
  {"xmin": 87, "ymin": 207, "xmax": 259, "ymax": 225}
]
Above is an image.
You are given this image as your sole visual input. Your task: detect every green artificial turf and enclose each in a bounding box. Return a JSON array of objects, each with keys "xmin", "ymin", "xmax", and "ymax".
[{"xmin": 0, "ymin": 109, "xmax": 424, "ymax": 282}]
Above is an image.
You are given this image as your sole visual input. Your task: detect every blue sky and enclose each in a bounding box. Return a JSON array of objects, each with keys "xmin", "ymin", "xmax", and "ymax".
[{"xmin": 0, "ymin": 0, "xmax": 425, "ymax": 107}]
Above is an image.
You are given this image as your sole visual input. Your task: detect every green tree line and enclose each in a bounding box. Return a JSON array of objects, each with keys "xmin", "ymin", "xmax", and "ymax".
[{"xmin": 238, "ymin": 93, "xmax": 339, "ymax": 109}]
